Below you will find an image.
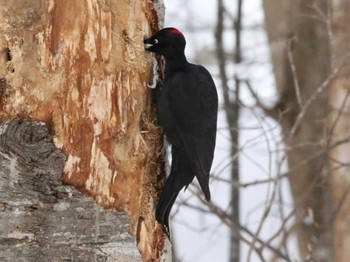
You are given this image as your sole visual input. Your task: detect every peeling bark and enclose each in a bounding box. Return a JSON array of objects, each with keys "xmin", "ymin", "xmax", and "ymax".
[{"xmin": 0, "ymin": 0, "xmax": 166, "ymax": 261}]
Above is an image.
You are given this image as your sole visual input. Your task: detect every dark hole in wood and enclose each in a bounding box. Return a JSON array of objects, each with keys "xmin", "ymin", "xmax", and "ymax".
[
  {"xmin": 5, "ymin": 48, "xmax": 12, "ymax": 62},
  {"xmin": 4, "ymin": 48, "xmax": 15, "ymax": 73}
]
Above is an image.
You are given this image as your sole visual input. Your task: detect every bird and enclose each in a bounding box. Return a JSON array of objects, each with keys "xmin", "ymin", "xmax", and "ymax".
[{"xmin": 144, "ymin": 27, "xmax": 218, "ymax": 238}]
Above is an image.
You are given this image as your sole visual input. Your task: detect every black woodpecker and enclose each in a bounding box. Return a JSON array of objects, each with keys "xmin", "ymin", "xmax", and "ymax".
[{"xmin": 144, "ymin": 27, "xmax": 218, "ymax": 238}]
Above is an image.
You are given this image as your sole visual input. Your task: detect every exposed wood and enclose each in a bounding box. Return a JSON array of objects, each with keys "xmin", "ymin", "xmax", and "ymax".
[{"xmin": 0, "ymin": 0, "xmax": 166, "ymax": 261}]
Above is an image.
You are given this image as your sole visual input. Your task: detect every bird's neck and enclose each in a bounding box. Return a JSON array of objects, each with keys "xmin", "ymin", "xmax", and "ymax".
[{"xmin": 164, "ymin": 52, "xmax": 188, "ymax": 77}]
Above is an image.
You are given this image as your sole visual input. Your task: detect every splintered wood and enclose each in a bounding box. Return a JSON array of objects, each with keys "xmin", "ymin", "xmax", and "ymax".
[{"xmin": 0, "ymin": 0, "xmax": 165, "ymax": 261}]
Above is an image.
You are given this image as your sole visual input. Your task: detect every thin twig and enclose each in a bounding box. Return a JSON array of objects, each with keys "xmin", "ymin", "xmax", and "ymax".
[
  {"xmin": 288, "ymin": 64, "xmax": 341, "ymax": 141},
  {"xmin": 188, "ymin": 187, "xmax": 292, "ymax": 262},
  {"xmin": 287, "ymin": 39, "xmax": 303, "ymax": 108}
]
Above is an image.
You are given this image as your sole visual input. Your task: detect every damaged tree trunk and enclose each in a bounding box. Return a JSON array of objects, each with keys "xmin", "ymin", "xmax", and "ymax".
[{"xmin": 0, "ymin": 0, "xmax": 166, "ymax": 261}]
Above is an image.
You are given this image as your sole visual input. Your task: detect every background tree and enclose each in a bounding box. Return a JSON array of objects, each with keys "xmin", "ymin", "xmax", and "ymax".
[
  {"xmin": 263, "ymin": 0, "xmax": 332, "ymax": 260},
  {"xmin": 215, "ymin": 0, "xmax": 243, "ymax": 261},
  {"xmin": 264, "ymin": 0, "xmax": 350, "ymax": 261},
  {"xmin": 329, "ymin": 1, "xmax": 350, "ymax": 261}
]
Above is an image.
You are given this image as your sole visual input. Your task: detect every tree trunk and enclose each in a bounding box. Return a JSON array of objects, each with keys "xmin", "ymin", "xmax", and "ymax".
[
  {"xmin": 0, "ymin": 1, "xmax": 166, "ymax": 261},
  {"xmin": 0, "ymin": 120, "xmax": 142, "ymax": 261},
  {"xmin": 329, "ymin": 1, "xmax": 350, "ymax": 261},
  {"xmin": 263, "ymin": 0, "xmax": 332, "ymax": 260},
  {"xmin": 215, "ymin": 1, "xmax": 241, "ymax": 260}
]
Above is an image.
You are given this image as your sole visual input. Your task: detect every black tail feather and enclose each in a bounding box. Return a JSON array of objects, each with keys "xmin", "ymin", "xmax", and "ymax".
[
  {"xmin": 156, "ymin": 146, "xmax": 194, "ymax": 238},
  {"xmin": 197, "ymin": 178, "xmax": 211, "ymax": 201},
  {"xmin": 156, "ymin": 188, "xmax": 178, "ymax": 238}
]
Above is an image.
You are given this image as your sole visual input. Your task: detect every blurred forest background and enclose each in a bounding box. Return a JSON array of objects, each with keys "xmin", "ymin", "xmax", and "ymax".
[
  {"xmin": 164, "ymin": 0, "xmax": 350, "ymax": 261},
  {"xmin": 1, "ymin": 0, "xmax": 349, "ymax": 261}
]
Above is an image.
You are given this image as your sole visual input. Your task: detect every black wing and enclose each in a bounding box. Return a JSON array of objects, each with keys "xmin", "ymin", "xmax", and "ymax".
[{"xmin": 169, "ymin": 65, "xmax": 218, "ymax": 200}]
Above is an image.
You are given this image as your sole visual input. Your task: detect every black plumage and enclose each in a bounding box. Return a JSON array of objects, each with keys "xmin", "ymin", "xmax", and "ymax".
[{"xmin": 144, "ymin": 28, "xmax": 218, "ymax": 237}]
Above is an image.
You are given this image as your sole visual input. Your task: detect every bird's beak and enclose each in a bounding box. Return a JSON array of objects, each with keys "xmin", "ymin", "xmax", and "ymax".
[{"xmin": 143, "ymin": 38, "xmax": 153, "ymax": 51}]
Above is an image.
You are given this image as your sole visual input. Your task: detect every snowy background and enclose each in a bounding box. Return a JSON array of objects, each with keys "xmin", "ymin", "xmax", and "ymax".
[{"xmin": 162, "ymin": 0, "xmax": 297, "ymax": 261}]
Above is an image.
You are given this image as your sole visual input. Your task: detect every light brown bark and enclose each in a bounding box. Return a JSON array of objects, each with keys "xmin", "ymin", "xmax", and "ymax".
[
  {"xmin": 329, "ymin": 1, "xmax": 350, "ymax": 261},
  {"xmin": 0, "ymin": 0, "xmax": 165, "ymax": 261},
  {"xmin": 264, "ymin": 0, "xmax": 332, "ymax": 260}
]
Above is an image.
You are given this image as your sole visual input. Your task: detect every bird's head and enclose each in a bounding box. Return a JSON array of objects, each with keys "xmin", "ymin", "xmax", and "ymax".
[{"xmin": 144, "ymin": 27, "xmax": 186, "ymax": 56}]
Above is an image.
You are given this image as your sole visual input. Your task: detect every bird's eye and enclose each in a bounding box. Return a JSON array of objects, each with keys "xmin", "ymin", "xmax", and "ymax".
[{"xmin": 154, "ymin": 39, "xmax": 159, "ymax": 44}]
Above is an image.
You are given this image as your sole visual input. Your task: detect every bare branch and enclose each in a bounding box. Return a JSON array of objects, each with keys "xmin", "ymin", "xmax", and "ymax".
[
  {"xmin": 187, "ymin": 187, "xmax": 292, "ymax": 262},
  {"xmin": 287, "ymin": 38, "xmax": 303, "ymax": 108}
]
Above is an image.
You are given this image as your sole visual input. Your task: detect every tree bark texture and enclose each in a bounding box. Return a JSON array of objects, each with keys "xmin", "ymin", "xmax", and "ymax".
[
  {"xmin": 263, "ymin": 0, "xmax": 332, "ymax": 260},
  {"xmin": 329, "ymin": 1, "xmax": 350, "ymax": 261},
  {"xmin": 0, "ymin": 1, "xmax": 165, "ymax": 261},
  {"xmin": 0, "ymin": 120, "xmax": 142, "ymax": 262}
]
